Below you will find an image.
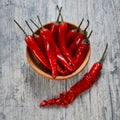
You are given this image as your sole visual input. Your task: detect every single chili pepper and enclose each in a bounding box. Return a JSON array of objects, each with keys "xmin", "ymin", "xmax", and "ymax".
[
  {"xmin": 66, "ymin": 18, "xmax": 84, "ymax": 47},
  {"xmin": 26, "ymin": 19, "xmax": 45, "ymax": 53},
  {"xmin": 30, "ymin": 17, "xmax": 73, "ymax": 72},
  {"xmin": 40, "ymin": 43, "xmax": 108, "ymax": 107},
  {"xmin": 73, "ymin": 31, "xmax": 93, "ymax": 70},
  {"xmin": 28, "ymin": 19, "xmax": 45, "ymax": 51},
  {"xmin": 68, "ymin": 20, "xmax": 90, "ymax": 56},
  {"xmin": 35, "ymin": 17, "xmax": 57, "ymax": 78},
  {"xmin": 57, "ymin": 9, "xmax": 76, "ymax": 68},
  {"xmin": 43, "ymin": 35, "xmax": 57, "ymax": 78},
  {"xmin": 58, "ymin": 22, "xmax": 76, "ymax": 67},
  {"xmin": 14, "ymin": 20, "xmax": 50, "ymax": 70},
  {"xmin": 50, "ymin": 5, "xmax": 62, "ymax": 43}
]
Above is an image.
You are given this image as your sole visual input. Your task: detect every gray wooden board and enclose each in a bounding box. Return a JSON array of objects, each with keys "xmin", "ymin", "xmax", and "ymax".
[{"xmin": 0, "ymin": 0, "xmax": 120, "ymax": 120}]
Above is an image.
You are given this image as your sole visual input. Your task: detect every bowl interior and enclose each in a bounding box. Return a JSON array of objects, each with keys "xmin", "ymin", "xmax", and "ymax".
[{"xmin": 26, "ymin": 22, "xmax": 91, "ymax": 80}]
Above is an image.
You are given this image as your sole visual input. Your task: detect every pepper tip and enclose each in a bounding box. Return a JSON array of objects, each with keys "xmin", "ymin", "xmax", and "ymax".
[{"xmin": 39, "ymin": 100, "xmax": 48, "ymax": 107}]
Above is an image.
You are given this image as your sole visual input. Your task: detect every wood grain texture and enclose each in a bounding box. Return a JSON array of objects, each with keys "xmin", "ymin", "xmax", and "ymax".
[{"xmin": 0, "ymin": 0, "xmax": 120, "ymax": 120}]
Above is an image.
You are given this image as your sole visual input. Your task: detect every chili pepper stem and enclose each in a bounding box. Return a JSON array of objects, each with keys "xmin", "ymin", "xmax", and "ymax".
[
  {"xmin": 87, "ymin": 30, "xmax": 93, "ymax": 39},
  {"xmin": 76, "ymin": 18, "xmax": 84, "ymax": 32},
  {"xmin": 30, "ymin": 19, "xmax": 39, "ymax": 29},
  {"xmin": 25, "ymin": 20, "xmax": 34, "ymax": 34},
  {"xmin": 99, "ymin": 43, "xmax": 108, "ymax": 64},
  {"xmin": 14, "ymin": 20, "xmax": 27, "ymax": 37},
  {"xmin": 82, "ymin": 30, "xmax": 92, "ymax": 44},
  {"xmin": 37, "ymin": 16, "xmax": 44, "ymax": 29},
  {"xmin": 56, "ymin": 5, "xmax": 64, "ymax": 22},
  {"xmin": 84, "ymin": 20, "xmax": 89, "ymax": 32},
  {"xmin": 56, "ymin": 6, "xmax": 62, "ymax": 23},
  {"xmin": 25, "ymin": 20, "xmax": 37, "ymax": 38}
]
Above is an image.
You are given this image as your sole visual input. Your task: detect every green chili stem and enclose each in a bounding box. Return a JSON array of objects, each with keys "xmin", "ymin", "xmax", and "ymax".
[
  {"xmin": 87, "ymin": 30, "xmax": 93, "ymax": 39},
  {"xmin": 77, "ymin": 18, "xmax": 84, "ymax": 31},
  {"xmin": 37, "ymin": 16, "xmax": 44, "ymax": 29},
  {"xmin": 56, "ymin": 6, "xmax": 62, "ymax": 22},
  {"xmin": 56, "ymin": 5, "xmax": 64, "ymax": 22},
  {"xmin": 25, "ymin": 20, "xmax": 34, "ymax": 34},
  {"xmin": 99, "ymin": 43, "xmax": 108, "ymax": 64},
  {"xmin": 14, "ymin": 20, "xmax": 27, "ymax": 36},
  {"xmin": 30, "ymin": 19, "xmax": 39, "ymax": 29},
  {"xmin": 84, "ymin": 20, "xmax": 89, "ymax": 32}
]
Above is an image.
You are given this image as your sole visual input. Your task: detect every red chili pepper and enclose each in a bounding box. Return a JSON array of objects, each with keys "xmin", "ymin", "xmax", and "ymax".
[
  {"xmin": 68, "ymin": 20, "xmax": 90, "ymax": 55},
  {"xmin": 73, "ymin": 31, "xmax": 93, "ymax": 70},
  {"xmin": 58, "ymin": 21, "xmax": 76, "ymax": 68},
  {"xmin": 28, "ymin": 19, "xmax": 45, "ymax": 52},
  {"xmin": 35, "ymin": 17, "xmax": 57, "ymax": 78},
  {"xmin": 30, "ymin": 17, "xmax": 73, "ymax": 72},
  {"xmin": 66, "ymin": 18, "xmax": 84, "ymax": 47},
  {"xmin": 50, "ymin": 6, "xmax": 62, "ymax": 43},
  {"xmin": 40, "ymin": 43, "xmax": 108, "ymax": 107},
  {"xmin": 40, "ymin": 29, "xmax": 57, "ymax": 78},
  {"xmin": 54, "ymin": 6, "xmax": 75, "ymax": 68},
  {"xmin": 68, "ymin": 32, "xmax": 86, "ymax": 56},
  {"xmin": 14, "ymin": 20, "xmax": 51, "ymax": 70}
]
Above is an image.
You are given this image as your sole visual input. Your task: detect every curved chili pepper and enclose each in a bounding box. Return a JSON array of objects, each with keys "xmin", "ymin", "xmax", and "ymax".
[
  {"xmin": 40, "ymin": 29, "xmax": 57, "ymax": 78},
  {"xmin": 74, "ymin": 40, "xmax": 90, "ymax": 67},
  {"xmin": 55, "ymin": 6, "xmax": 76, "ymax": 68},
  {"xmin": 68, "ymin": 32, "xmax": 87, "ymax": 56},
  {"xmin": 40, "ymin": 43, "xmax": 108, "ymax": 107},
  {"xmin": 25, "ymin": 36, "xmax": 50, "ymax": 68},
  {"xmin": 30, "ymin": 17, "xmax": 73, "ymax": 72},
  {"xmin": 58, "ymin": 20, "xmax": 76, "ymax": 68},
  {"xmin": 66, "ymin": 18, "xmax": 84, "ymax": 47},
  {"xmin": 28, "ymin": 19, "xmax": 45, "ymax": 51},
  {"xmin": 73, "ymin": 31, "xmax": 93, "ymax": 70},
  {"xmin": 68, "ymin": 20, "xmax": 90, "ymax": 55},
  {"xmin": 35, "ymin": 17, "xmax": 57, "ymax": 78},
  {"xmin": 14, "ymin": 20, "xmax": 50, "ymax": 69}
]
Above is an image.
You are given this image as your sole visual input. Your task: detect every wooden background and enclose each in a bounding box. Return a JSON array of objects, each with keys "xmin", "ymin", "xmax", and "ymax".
[{"xmin": 0, "ymin": 0, "xmax": 120, "ymax": 120}]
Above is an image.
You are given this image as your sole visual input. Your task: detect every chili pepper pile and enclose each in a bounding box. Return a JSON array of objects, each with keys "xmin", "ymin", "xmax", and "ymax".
[
  {"xmin": 14, "ymin": 5, "xmax": 92, "ymax": 79},
  {"xmin": 40, "ymin": 44, "xmax": 108, "ymax": 107},
  {"xmin": 14, "ymin": 5, "xmax": 108, "ymax": 108}
]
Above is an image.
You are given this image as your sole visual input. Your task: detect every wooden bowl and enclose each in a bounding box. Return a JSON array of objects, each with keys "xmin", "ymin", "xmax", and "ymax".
[{"xmin": 26, "ymin": 22, "xmax": 91, "ymax": 80}]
